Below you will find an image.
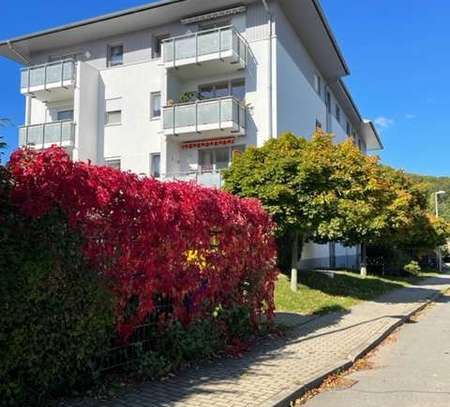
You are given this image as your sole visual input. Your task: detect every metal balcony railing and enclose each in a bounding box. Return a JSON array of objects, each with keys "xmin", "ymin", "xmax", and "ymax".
[
  {"xmin": 162, "ymin": 26, "xmax": 247, "ymax": 67},
  {"xmin": 20, "ymin": 59, "xmax": 76, "ymax": 91},
  {"xmin": 19, "ymin": 120, "xmax": 76, "ymax": 148},
  {"xmin": 162, "ymin": 96, "xmax": 246, "ymax": 135}
]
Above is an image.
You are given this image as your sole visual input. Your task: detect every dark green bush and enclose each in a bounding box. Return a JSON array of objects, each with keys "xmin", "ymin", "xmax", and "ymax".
[
  {"xmin": 0, "ymin": 168, "xmax": 115, "ymax": 406},
  {"xmin": 130, "ymin": 306, "xmax": 255, "ymax": 380}
]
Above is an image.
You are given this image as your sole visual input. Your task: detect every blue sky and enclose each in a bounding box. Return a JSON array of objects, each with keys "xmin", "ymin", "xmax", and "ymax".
[{"xmin": 0, "ymin": 0, "xmax": 448, "ymax": 175}]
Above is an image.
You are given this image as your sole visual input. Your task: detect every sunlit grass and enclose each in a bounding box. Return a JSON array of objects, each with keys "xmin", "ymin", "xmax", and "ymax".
[{"xmin": 275, "ymin": 270, "xmax": 434, "ymax": 315}]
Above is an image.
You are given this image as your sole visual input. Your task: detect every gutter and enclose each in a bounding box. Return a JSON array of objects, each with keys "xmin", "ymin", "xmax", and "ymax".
[
  {"xmin": 262, "ymin": 0, "xmax": 274, "ymax": 139},
  {"xmin": 6, "ymin": 41, "xmax": 30, "ymax": 65}
]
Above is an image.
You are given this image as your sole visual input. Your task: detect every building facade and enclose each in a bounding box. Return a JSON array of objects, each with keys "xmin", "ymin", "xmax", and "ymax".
[{"xmin": 0, "ymin": 0, "xmax": 382, "ymax": 270}]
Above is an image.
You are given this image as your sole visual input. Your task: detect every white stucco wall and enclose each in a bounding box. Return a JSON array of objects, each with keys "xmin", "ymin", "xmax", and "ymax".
[
  {"xmin": 274, "ymin": 4, "xmax": 326, "ymax": 139},
  {"xmin": 75, "ymin": 61, "xmax": 100, "ymax": 162},
  {"xmin": 100, "ymin": 59, "xmax": 163, "ymax": 174}
]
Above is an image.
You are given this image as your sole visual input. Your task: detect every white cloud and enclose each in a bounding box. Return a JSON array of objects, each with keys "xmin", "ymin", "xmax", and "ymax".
[
  {"xmin": 405, "ymin": 114, "xmax": 416, "ymax": 120},
  {"xmin": 374, "ymin": 116, "xmax": 395, "ymax": 129}
]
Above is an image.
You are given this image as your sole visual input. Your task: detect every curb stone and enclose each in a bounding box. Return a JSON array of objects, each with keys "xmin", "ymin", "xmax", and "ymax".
[{"xmin": 262, "ymin": 288, "xmax": 447, "ymax": 407}]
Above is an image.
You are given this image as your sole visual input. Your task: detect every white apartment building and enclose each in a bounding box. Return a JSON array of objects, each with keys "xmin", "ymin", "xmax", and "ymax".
[{"xmin": 0, "ymin": 0, "xmax": 382, "ymax": 270}]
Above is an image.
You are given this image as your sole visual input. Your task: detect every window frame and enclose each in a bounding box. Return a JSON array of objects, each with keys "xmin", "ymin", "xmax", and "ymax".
[
  {"xmin": 105, "ymin": 158, "xmax": 121, "ymax": 170},
  {"xmin": 198, "ymin": 18, "xmax": 232, "ymax": 31},
  {"xmin": 326, "ymin": 91, "xmax": 332, "ymax": 113},
  {"xmin": 56, "ymin": 109, "xmax": 74, "ymax": 122},
  {"xmin": 105, "ymin": 110, "xmax": 122, "ymax": 126},
  {"xmin": 150, "ymin": 153, "xmax": 161, "ymax": 178},
  {"xmin": 198, "ymin": 144, "xmax": 246, "ymax": 172},
  {"xmin": 150, "ymin": 92, "xmax": 162, "ymax": 120},
  {"xmin": 152, "ymin": 34, "xmax": 170, "ymax": 59},
  {"xmin": 346, "ymin": 121, "xmax": 352, "ymax": 136},
  {"xmin": 314, "ymin": 73, "xmax": 322, "ymax": 96},
  {"xmin": 335, "ymin": 104, "xmax": 341, "ymax": 123},
  {"xmin": 107, "ymin": 44, "xmax": 124, "ymax": 67},
  {"xmin": 198, "ymin": 78, "xmax": 246, "ymax": 101}
]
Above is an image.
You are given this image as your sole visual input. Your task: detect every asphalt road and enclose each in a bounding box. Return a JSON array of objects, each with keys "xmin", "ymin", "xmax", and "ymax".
[{"xmin": 304, "ymin": 291, "xmax": 450, "ymax": 407}]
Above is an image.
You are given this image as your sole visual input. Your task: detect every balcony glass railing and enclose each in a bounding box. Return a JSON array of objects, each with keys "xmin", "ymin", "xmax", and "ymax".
[
  {"xmin": 19, "ymin": 120, "xmax": 76, "ymax": 148},
  {"xmin": 20, "ymin": 59, "xmax": 76, "ymax": 91},
  {"xmin": 163, "ymin": 170, "xmax": 223, "ymax": 188},
  {"xmin": 163, "ymin": 96, "xmax": 246, "ymax": 134},
  {"xmin": 162, "ymin": 26, "xmax": 247, "ymax": 67}
]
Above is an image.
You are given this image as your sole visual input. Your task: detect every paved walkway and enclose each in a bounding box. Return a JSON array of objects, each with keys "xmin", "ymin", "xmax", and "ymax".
[
  {"xmin": 65, "ymin": 274, "xmax": 450, "ymax": 407},
  {"xmin": 304, "ymin": 290, "xmax": 450, "ymax": 406}
]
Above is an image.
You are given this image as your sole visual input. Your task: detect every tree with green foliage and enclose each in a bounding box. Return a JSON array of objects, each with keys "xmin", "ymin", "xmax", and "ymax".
[{"xmin": 224, "ymin": 130, "xmax": 448, "ymax": 290}]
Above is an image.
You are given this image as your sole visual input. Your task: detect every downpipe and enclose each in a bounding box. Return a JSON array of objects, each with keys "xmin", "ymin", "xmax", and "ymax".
[{"xmin": 262, "ymin": 0, "xmax": 273, "ymax": 139}]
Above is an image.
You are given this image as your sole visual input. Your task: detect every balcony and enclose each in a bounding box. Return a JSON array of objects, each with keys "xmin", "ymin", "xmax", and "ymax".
[
  {"xmin": 20, "ymin": 59, "xmax": 76, "ymax": 102},
  {"xmin": 162, "ymin": 26, "xmax": 247, "ymax": 79},
  {"xmin": 19, "ymin": 120, "xmax": 76, "ymax": 149},
  {"xmin": 162, "ymin": 96, "xmax": 246, "ymax": 139},
  {"xmin": 162, "ymin": 170, "xmax": 223, "ymax": 189}
]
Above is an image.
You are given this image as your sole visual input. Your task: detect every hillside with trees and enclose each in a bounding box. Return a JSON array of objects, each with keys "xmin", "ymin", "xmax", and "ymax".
[{"xmin": 408, "ymin": 173, "xmax": 450, "ymax": 222}]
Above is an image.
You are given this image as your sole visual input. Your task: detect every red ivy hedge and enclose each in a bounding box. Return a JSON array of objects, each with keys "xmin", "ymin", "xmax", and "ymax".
[{"xmin": 8, "ymin": 147, "xmax": 278, "ymax": 339}]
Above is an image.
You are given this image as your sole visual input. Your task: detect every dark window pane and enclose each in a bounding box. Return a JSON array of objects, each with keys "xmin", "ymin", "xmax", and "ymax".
[
  {"xmin": 151, "ymin": 93, "xmax": 161, "ymax": 118},
  {"xmin": 57, "ymin": 110, "xmax": 74, "ymax": 121},
  {"xmin": 215, "ymin": 82, "xmax": 229, "ymax": 98},
  {"xmin": 151, "ymin": 154, "xmax": 161, "ymax": 178},
  {"xmin": 199, "ymin": 85, "xmax": 214, "ymax": 100},
  {"xmin": 108, "ymin": 45, "xmax": 123, "ymax": 67},
  {"xmin": 231, "ymin": 79, "xmax": 245, "ymax": 101}
]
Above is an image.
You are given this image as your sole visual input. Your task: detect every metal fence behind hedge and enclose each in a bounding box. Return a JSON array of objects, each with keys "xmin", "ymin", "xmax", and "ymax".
[{"xmin": 97, "ymin": 302, "xmax": 173, "ymax": 372}]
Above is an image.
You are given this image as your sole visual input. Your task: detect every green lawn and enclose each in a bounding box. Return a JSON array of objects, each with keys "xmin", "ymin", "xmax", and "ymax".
[{"xmin": 275, "ymin": 270, "xmax": 436, "ymax": 315}]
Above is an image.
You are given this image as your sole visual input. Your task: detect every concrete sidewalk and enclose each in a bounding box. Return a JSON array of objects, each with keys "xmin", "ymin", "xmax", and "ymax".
[
  {"xmin": 303, "ymin": 290, "xmax": 450, "ymax": 406},
  {"xmin": 64, "ymin": 274, "xmax": 450, "ymax": 407}
]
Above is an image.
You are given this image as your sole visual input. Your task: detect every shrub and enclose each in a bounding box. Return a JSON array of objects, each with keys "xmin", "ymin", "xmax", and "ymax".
[
  {"xmin": 3, "ymin": 147, "xmax": 278, "ymax": 403},
  {"xmin": 8, "ymin": 147, "xmax": 279, "ymax": 341},
  {"xmin": 403, "ymin": 260, "xmax": 421, "ymax": 276},
  {"xmin": 0, "ymin": 167, "xmax": 115, "ymax": 406}
]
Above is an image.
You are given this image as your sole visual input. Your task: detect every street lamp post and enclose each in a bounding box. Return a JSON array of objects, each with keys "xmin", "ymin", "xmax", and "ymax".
[{"xmin": 434, "ymin": 190, "xmax": 446, "ymax": 272}]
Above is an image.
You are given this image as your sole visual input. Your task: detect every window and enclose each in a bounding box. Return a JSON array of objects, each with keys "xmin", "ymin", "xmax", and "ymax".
[
  {"xmin": 198, "ymin": 79, "xmax": 246, "ymax": 101},
  {"xmin": 150, "ymin": 154, "xmax": 161, "ymax": 178},
  {"xmin": 57, "ymin": 110, "xmax": 74, "ymax": 121},
  {"xmin": 199, "ymin": 148, "xmax": 230, "ymax": 171},
  {"xmin": 105, "ymin": 159, "xmax": 121, "ymax": 170},
  {"xmin": 153, "ymin": 35, "xmax": 169, "ymax": 59},
  {"xmin": 151, "ymin": 92, "xmax": 161, "ymax": 119},
  {"xmin": 107, "ymin": 44, "xmax": 123, "ymax": 67},
  {"xmin": 326, "ymin": 91, "xmax": 331, "ymax": 113},
  {"xmin": 198, "ymin": 19, "xmax": 231, "ymax": 30},
  {"xmin": 314, "ymin": 74, "xmax": 321, "ymax": 96},
  {"xmin": 105, "ymin": 110, "xmax": 122, "ymax": 125},
  {"xmin": 316, "ymin": 119, "xmax": 322, "ymax": 129},
  {"xmin": 231, "ymin": 79, "xmax": 245, "ymax": 101},
  {"xmin": 199, "ymin": 145, "xmax": 245, "ymax": 171},
  {"xmin": 346, "ymin": 121, "xmax": 351, "ymax": 136},
  {"xmin": 48, "ymin": 53, "xmax": 78, "ymax": 62},
  {"xmin": 335, "ymin": 105, "xmax": 341, "ymax": 123}
]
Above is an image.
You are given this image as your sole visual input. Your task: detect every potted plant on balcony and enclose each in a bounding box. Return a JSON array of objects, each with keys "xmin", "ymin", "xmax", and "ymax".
[{"xmin": 179, "ymin": 91, "xmax": 197, "ymax": 104}]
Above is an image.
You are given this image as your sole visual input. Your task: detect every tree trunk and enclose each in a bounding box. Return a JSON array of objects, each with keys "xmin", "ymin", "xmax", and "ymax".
[
  {"xmin": 360, "ymin": 243, "xmax": 367, "ymax": 277},
  {"xmin": 290, "ymin": 230, "xmax": 299, "ymax": 292}
]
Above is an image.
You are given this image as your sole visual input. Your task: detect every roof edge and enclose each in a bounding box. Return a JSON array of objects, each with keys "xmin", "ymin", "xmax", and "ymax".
[
  {"xmin": 0, "ymin": 0, "xmax": 185, "ymax": 47},
  {"xmin": 311, "ymin": 0, "xmax": 350, "ymax": 76},
  {"xmin": 364, "ymin": 120, "xmax": 384, "ymax": 151}
]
